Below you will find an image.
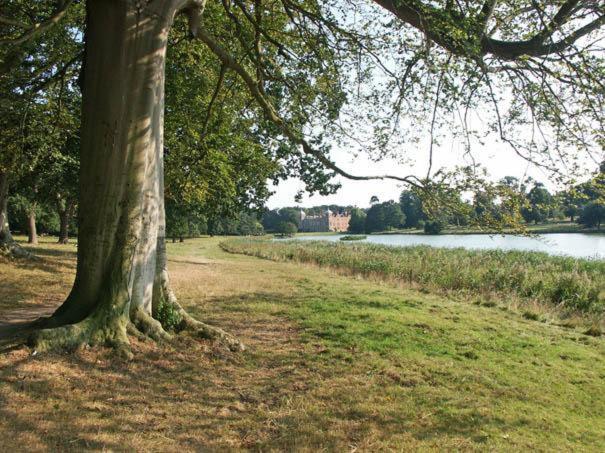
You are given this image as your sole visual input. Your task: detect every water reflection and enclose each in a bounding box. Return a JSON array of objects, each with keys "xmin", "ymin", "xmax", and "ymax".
[{"xmin": 290, "ymin": 233, "xmax": 605, "ymax": 259}]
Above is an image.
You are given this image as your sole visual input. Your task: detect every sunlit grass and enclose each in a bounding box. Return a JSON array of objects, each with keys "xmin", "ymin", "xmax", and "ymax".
[
  {"xmin": 221, "ymin": 238, "xmax": 605, "ymax": 326},
  {"xmin": 0, "ymin": 237, "xmax": 604, "ymax": 450}
]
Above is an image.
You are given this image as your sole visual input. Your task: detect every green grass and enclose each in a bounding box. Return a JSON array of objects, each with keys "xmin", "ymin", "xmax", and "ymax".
[
  {"xmin": 221, "ymin": 238, "xmax": 605, "ymax": 323},
  {"xmin": 2, "ymin": 236, "xmax": 605, "ymax": 450},
  {"xmin": 373, "ymin": 221, "xmax": 603, "ymax": 236},
  {"xmin": 339, "ymin": 234, "xmax": 367, "ymax": 241}
]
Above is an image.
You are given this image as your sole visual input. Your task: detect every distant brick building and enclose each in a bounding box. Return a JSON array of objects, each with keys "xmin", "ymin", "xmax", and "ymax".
[{"xmin": 299, "ymin": 210, "xmax": 351, "ymax": 232}]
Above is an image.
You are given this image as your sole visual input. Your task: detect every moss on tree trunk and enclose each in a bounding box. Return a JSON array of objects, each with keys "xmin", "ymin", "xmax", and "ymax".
[{"xmin": 29, "ymin": 0, "xmax": 242, "ymax": 357}]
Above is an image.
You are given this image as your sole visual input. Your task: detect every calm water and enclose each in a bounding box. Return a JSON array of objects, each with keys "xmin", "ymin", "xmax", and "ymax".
[{"xmin": 291, "ymin": 233, "xmax": 605, "ymax": 259}]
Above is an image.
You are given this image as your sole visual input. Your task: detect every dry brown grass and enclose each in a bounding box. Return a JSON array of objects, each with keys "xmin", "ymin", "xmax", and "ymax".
[
  {"xmin": 1, "ymin": 237, "xmax": 604, "ymax": 451},
  {"xmin": 0, "ymin": 238, "xmax": 381, "ymax": 450}
]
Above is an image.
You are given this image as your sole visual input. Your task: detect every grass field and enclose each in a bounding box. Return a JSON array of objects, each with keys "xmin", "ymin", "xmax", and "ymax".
[
  {"xmin": 1, "ymin": 236, "xmax": 604, "ymax": 450},
  {"xmin": 222, "ymin": 238, "xmax": 605, "ymax": 326},
  {"xmin": 359, "ymin": 220, "xmax": 602, "ymax": 236}
]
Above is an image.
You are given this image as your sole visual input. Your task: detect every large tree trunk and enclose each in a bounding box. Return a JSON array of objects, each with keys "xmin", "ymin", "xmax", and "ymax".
[
  {"xmin": 31, "ymin": 0, "xmax": 241, "ymax": 356},
  {"xmin": 27, "ymin": 204, "xmax": 38, "ymax": 244}
]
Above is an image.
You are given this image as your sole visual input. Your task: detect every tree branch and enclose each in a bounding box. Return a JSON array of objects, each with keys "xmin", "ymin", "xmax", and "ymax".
[
  {"xmin": 193, "ymin": 28, "xmax": 423, "ymax": 188},
  {"xmin": 370, "ymin": 0, "xmax": 604, "ymax": 60},
  {"xmin": 0, "ymin": 0, "xmax": 74, "ymax": 46}
]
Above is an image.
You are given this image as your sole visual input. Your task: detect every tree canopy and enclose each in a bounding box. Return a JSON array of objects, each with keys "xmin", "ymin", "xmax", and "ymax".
[
  {"xmin": 1, "ymin": 0, "xmax": 604, "ymax": 354},
  {"xmin": 3, "ymin": 1, "xmax": 604, "ymax": 202}
]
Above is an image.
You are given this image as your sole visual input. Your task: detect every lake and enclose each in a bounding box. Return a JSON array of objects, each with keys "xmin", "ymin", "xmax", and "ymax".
[{"xmin": 291, "ymin": 233, "xmax": 605, "ymax": 259}]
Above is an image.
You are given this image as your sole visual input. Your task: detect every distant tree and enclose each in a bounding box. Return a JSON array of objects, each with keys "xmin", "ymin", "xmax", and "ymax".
[
  {"xmin": 578, "ymin": 202, "xmax": 605, "ymax": 230},
  {"xmin": 499, "ymin": 176, "xmax": 521, "ymax": 189},
  {"xmin": 369, "ymin": 195, "xmax": 379, "ymax": 205},
  {"xmin": 522, "ymin": 183, "xmax": 553, "ymax": 224},
  {"xmin": 383, "ymin": 202, "xmax": 405, "ymax": 229},
  {"xmin": 348, "ymin": 208, "xmax": 366, "ymax": 234},
  {"xmin": 276, "ymin": 221, "xmax": 297, "ymax": 236},
  {"xmin": 166, "ymin": 202, "xmax": 190, "ymax": 242},
  {"xmin": 261, "ymin": 210, "xmax": 281, "ymax": 232},
  {"xmin": 262, "ymin": 208, "xmax": 300, "ymax": 232},
  {"xmin": 399, "ymin": 191, "xmax": 423, "ymax": 228},
  {"xmin": 8, "ymin": 193, "xmax": 59, "ymax": 238},
  {"xmin": 365, "ymin": 201, "xmax": 404, "ymax": 232},
  {"xmin": 424, "ymin": 220, "xmax": 444, "ymax": 235},
  {"xmin": 207, "ymin": 218, "xmax": 224, "ymax": 236},
  {"xmin": 365, "ymin": 204, "xmax": 386, "ymax": 233},
  {"xmin": 280, "ymin": 208, "xmax": 301, "ymax": 226},
  {"xmin": 579, "ymin": 163, "xmax": 605, "ymax": 203},
  {"xmin": 237, "ymin": 212, "xmax": 264, "ymax": 236},
  {"xmin": 166, "ymin": 200, "xmax": 209, "ymax": 242},
  {"xmin": 561, "ymin": 191, "xmax": 582, "ymax": 223},
  {"xmin": 473, "ymin": 191, "xmax": 499, "ymax": 222}
]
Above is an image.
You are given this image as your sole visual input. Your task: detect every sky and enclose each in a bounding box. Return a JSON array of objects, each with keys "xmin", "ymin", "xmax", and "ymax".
[{"xmin": 266, "ymin": 135, "xmax": 559, "ymax": 209}]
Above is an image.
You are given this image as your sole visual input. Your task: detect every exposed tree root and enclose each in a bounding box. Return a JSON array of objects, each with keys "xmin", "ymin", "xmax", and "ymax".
[
  {"xmin": 23, "ymin": 266, "xmax": 244, "ymax": 357},
  {"xmin": 156, "ymin": 272, "xmax": 245, "ymax": 351},
  {"xmin": 126, "ymin": 322, "xmax": 149, "ymax": 341},
  {"xmin": 28, "ymin": 313, "xmax": 133, "ymax": 360},
  {"xmin": 0, "ymin": 239, "xmax": 33, "ymax": 259},
  {"xmin": 179, "ymin": 309, "xmax": 245, "ymax": 352},
  {"xmin": 131, "ymin": 306, "xmax": 172, "ymax": 342},
  {"xmin": 26, "ymin": 303, "xmax": 243, "ymax": 357}
]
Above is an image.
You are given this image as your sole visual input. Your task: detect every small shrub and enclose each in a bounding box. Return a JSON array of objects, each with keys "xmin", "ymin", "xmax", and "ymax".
[{"xmin": 155, "ymin": 299, "xmax": 183, "ymax": 332}]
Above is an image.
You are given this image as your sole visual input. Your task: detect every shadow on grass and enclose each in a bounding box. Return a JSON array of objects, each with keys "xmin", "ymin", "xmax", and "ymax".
[{"xmin": 0, "ymin": 299, "xmax": 323, "ymax": 450}]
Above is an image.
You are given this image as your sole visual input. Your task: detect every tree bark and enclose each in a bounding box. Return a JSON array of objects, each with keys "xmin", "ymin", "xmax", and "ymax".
[
  {"xmin": 31, "ymin": 1, "xmax": 174, "ymax": 353},
  {"xmin": 57, "ymin": 200, "xmax": 73, "ymax": 244},
  {"xmin": 56, "ymin": 197, "xmax": 75, "ymax": 244},
  {"xmin": 0, "ymin": 170, "xmax": 11, "ymax": 247},
  {"xmin": 0, "ymin": 170, "xmax": 29, "ymax": 258},
  {"xmin": 27, "ymin": 204, "xmax": 38, "ymax": 244},
  {"xmin": 30, "ymin": 0, "xmax": 241, "ymax": 356}
]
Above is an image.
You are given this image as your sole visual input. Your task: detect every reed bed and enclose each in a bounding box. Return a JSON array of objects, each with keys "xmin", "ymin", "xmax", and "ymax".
[{"xmin": 221, "ymin": 238, "xmax": 605, "ymax": 318}]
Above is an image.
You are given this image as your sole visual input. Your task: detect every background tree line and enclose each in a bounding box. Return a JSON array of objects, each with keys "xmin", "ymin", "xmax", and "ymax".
[{"xmin": 347, "ymin": 164, "xmax": 605, "ymax": 235}]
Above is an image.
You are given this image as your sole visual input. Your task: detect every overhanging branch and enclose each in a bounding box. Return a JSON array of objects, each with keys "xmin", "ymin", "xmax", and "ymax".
[
  {"xmin": 0, "ymin": 0, "xmax": 74, "ymax": 46},
  {"xmin": 192, "ymin": 28, "xmax": 424, "ymax": 188}
]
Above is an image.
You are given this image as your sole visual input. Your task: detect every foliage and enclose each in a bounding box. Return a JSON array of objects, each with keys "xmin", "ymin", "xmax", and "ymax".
[
  {"xmin": 339, "ymin": 235, "xmax": 366, "ymax": 241},
  {"xmin": 222, "ymin": 239, "xmax": 605, "ymax": 317},
  {"xmin": 275, "ymin": 221, "xmax": 298, "ymax": 236},
  {"xmin": 155, "ymin": 298, "xmax": 183, "ymax": 332},
  {"xmin": 7, "ymin": 194, "xmax": 59, "ymax": 235},
  {"xmin": 399, "ymin": 191, "xmax": 424, "ymax": 228},
  {"xmin": 3, "ymin": 1, "xmax": 605, "ymax": 243},
  {"xmin": 522, "ymin": 183, "xmax": 553, "ymax": 224},
  {"xmin": 423, "ymin": 220, "xmax": 444, "ymax": 235},
  {"xmin": 365, "ymin": 201, "xmax": 405, "ymax": 233},
  {"xmin": 578, "ymin": 202, "xmax": 605, "ymax": 230},
  {"xmin": 234, "ymin": 212, "xmax": 265, "ymax": 236},
  {"xmin": 262, "ymin": 208, "xmax": 301, "ymax": 232},
  {"xmin": 348, "ymin": 208, "xmax": 367, "ymax": 234}
]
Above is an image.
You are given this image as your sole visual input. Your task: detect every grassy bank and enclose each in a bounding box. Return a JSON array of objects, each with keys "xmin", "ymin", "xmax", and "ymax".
[
  {"xmin": 221, "ymin": 238, "xmax": 605, "ymax": 325},
  {"xmin": 1, "ymin": 237, "xmax": 605, "ymax": 450},
  {"xmin": 369, "ymin": 221, "xmax": 602, "ymax": 236}
]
